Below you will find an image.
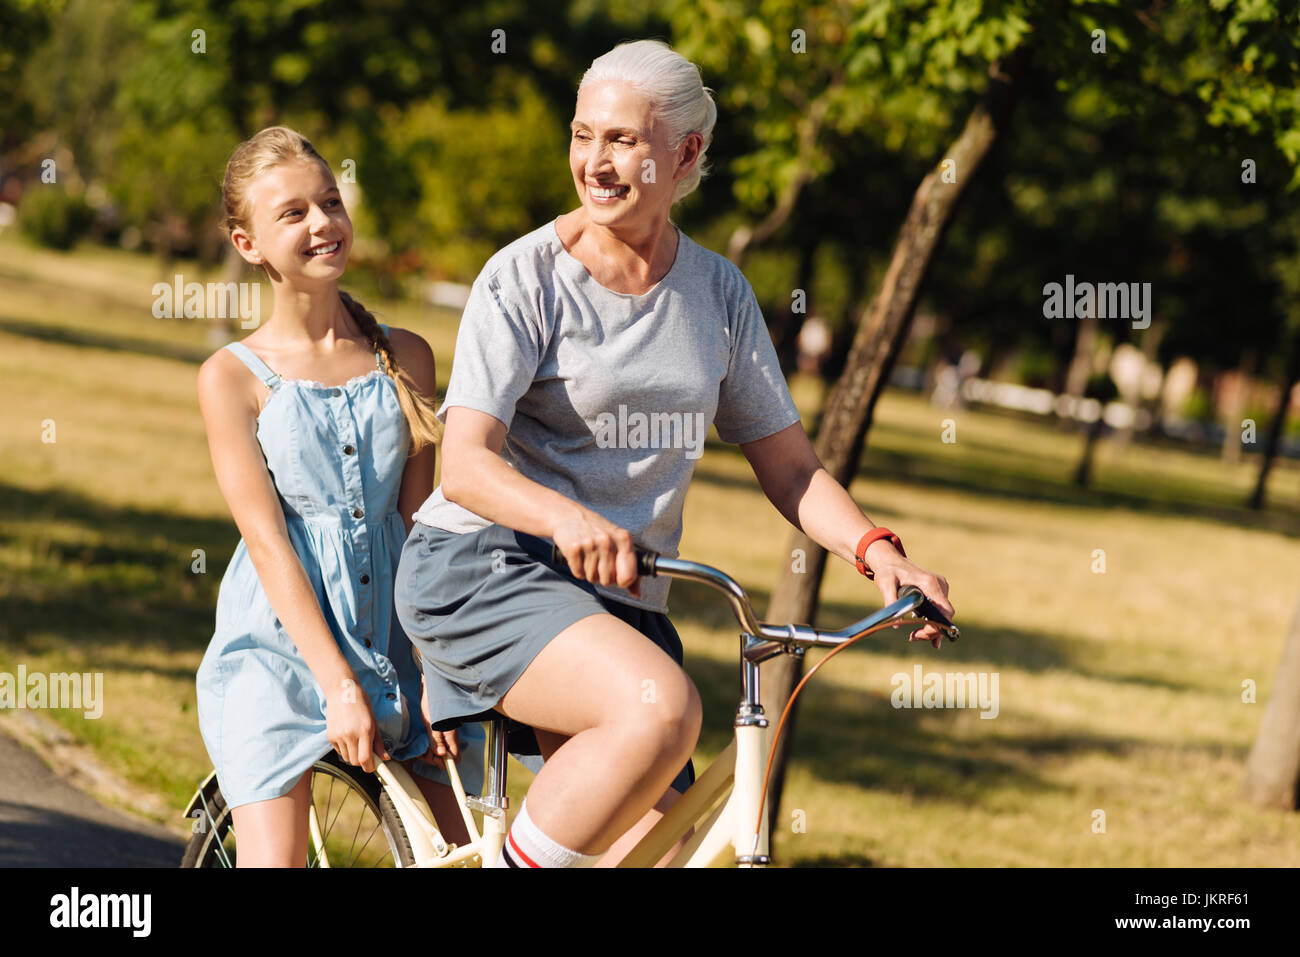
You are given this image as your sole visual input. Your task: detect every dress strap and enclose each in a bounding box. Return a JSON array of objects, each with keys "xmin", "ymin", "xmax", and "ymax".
[{"xmin": 224, "ymin": 342, "xmax": 281, "ymax": 388}]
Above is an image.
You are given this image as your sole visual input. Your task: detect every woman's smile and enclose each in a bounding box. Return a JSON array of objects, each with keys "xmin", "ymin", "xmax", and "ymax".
[{"xmin": 588, "ymin": 183, "xmax": 630, "ymax": 203}]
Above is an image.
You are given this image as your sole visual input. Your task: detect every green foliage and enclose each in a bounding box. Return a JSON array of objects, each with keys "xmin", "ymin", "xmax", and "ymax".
[
  {"xmin": 1011, "ymin": 349, "xmax": 1056, "ymax": 389},
  {"xmin": 1181, "ymin": 387, "xmax": 1214, "ymax": 424},
  {"xmin": 18, "ymin": 184, "xmax": 94, "ymax": 249},
  {"xmin": 348, "ymin": 79, "xmax": 574, "ymax": 280}
]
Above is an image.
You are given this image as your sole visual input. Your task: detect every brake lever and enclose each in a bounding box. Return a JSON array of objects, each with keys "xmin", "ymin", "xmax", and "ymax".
[{"xmin": 898, "ymin": 585, "xmax": 959, "ymax": 641}]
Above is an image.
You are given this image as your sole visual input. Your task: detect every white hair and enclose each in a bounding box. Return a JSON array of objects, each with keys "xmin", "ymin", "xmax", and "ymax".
[{"xmin": 578, "ymin": 39, "xmax": 718, "ymax": 205}]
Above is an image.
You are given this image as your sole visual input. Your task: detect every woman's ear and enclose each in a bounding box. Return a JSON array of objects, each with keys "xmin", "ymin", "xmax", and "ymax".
[
  {"xmin": 674, "ymin": 131, "xmax": 703, "ymax": 180},
  {"xmin": 230, "ymin": 227, "xmax": 264, "ymax": 265}
]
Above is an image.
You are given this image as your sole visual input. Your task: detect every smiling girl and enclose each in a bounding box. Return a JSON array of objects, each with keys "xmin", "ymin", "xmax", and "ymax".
[{"xmin": 194, "ymin": 126, "xmax": 479, "ymax": 866}]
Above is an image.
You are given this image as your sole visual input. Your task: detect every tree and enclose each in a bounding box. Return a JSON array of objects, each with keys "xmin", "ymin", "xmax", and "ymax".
[
  {"xmin": 1241, "ymin": 588, "xmax": 1300, "ymax": 809},
  {"xmin": 675, "ymin": 0, "xmax": 1300, "ymax": 844}
]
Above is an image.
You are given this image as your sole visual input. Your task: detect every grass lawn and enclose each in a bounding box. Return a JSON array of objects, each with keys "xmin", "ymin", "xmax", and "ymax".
[{"xmin": 2, "ymin": 229, "xmax": 1299, "ymax": 866}]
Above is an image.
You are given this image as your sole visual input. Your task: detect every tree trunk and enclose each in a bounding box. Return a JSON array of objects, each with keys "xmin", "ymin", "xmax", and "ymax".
[
  {"xmin": 1241, "ymin": 588, "xmax": 1300, "ymax": 809},
  {"xmin": 769, "ymin": 241, "xmax": 818, "ymax": 377},
  {"xmin": 207, "ymin": 242, "xmax": 247, "ymax": 345},
  {"xmin": 1135, "ymin": 316, "xmax": 1168, "ymax": 438},
  {"xmin": 1220, "ymin": 351, "xmax": 1257, "ymax": 465},
  {"xmin": 760, "ymin": 47, "xmax": 1031, "ymax": 844},
  {"xmin": 1057, "ymin": 302, "xmax": 1098, "ymax": 435},
  {"xmin": 1073, "ymin": 414, "xmax": 1105, "ymax": 486},
  {"xmin": 1249, "ymin": 330, "xmax": 1300, "ymax": 510}
]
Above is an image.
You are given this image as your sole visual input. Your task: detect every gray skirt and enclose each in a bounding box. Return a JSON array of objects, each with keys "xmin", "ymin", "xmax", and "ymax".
[{"xmin": 394, "ymin": 522, "xmax": 695, "ymax": 794}]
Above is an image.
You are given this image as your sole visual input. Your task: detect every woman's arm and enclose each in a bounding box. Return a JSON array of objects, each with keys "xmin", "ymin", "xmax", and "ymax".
[
  {"xmin": 197, "ymin": 351, "xmax": 388, "ymax": 769},
  {"xmin": 739, "ymin": 420, "xmax": 954, "ymax": 646},
  {"xmin": 440, "ymin": 406, "xmax": 642, "ymax": 596}
]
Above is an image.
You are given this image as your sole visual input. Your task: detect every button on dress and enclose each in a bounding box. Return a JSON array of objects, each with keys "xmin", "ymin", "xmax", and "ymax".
[{"xmin": 195, "ymin": 327, "xmax": 459, "ymax": 808}]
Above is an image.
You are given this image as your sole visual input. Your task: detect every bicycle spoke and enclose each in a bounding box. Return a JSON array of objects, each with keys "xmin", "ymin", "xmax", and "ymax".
[
  {"xmin": 200, "ymin": 792, "xmax": 233, "ymax": 869},
  {"xmin": 349, "ymin": 816, "xmax": 385, "ymax": 867},
  {"xmin": 342, "ymin": 797, "xmax": 366, "ymax": 866},
  {"xmin": 323, "ymin": 777, "xmax": 351, "ymax": 837}
]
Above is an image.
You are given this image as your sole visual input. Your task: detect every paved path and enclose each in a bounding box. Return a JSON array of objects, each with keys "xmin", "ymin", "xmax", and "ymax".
[{"xmin": 0, "ymin": 728, "xmax": 186, "ymax": 867}]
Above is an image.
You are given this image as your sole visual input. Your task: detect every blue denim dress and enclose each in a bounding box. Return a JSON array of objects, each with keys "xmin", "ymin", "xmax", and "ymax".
[{"xmin": 195, "ymin": 328, "xmax": 483, "ymax": 808}]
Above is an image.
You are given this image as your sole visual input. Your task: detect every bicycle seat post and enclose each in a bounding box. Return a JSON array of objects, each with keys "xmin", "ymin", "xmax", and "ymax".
[{"xmin": 467, "ymin": 717, "xmax": 510, "ymax": 824}]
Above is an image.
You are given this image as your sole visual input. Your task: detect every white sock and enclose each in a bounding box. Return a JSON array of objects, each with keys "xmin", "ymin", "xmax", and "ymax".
[{"xmin": 493, "ymin": 798, "xmax": 602, "ymax": 868}]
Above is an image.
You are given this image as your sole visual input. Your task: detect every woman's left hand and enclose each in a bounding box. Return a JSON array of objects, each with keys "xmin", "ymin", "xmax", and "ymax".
[{"xmin": 862, "ymin": 540, "xmax": 954, "ymax": 649}]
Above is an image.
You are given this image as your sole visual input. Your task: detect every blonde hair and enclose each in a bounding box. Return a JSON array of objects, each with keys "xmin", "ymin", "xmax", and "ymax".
[
  {"xmin": 578, "ymin": 39, "xmax": 717, "ymax": 204},
  {"xmin": 221, "ymin": 126, "xmax": 442, "ymax": 453}
]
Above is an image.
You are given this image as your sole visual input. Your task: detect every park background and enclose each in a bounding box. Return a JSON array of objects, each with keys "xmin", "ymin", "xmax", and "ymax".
[{"xmin": 2, "ymin": 0, "xmax": 1300, "ymax": 865}]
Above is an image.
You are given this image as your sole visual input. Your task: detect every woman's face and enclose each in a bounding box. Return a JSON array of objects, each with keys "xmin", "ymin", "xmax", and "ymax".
[
  {"xmin": 569, "ymin": 80, "xmax": 699, "ymax": 229},
  {"xmin": 234, "ymin": 158, "xmax": 353, "ymax": 281}
]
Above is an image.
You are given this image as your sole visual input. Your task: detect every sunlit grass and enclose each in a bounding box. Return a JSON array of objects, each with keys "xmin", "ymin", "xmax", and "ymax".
[{"xmin": 2, "ymin": 232, "xmax": 1299, "ymax": 865}]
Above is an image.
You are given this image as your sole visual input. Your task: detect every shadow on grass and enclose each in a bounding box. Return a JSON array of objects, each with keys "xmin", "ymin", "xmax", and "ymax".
[
  {"xmin": 690, "ymin": 425, "xmax": 1300, "ymax": 540},
  {"xmin": 0, "ymin": 480, "xmax": 234, "ymax": 667},
  {"xmin": 682, "ymin": 644, "xmax": 1246, "ymax": 845},
  {"xmin": 0, "ymin": 315, "xmax": 213, "ymax": 365}
]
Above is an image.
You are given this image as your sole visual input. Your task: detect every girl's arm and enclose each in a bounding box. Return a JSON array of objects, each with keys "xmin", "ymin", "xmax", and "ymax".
[
  {"xmin": 388, "ymin": 329, "xmax": 438, "ymax": 535},
  {"xmin": 739, "ymin": 421, "xmax": 954, "ymax": 647},
  {"xmin": 440, "ymin": 406, "xmax": 642, "ymax": 596},
  {"xmin": 197, "ymin": 350, "xmax": 389, "ymax": 770}
]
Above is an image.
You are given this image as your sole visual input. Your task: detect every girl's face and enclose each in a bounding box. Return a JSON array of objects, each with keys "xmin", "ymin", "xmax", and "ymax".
[
  {"xmin": 569, "ymin": 80, "xmax": 701, "ymax": 230},
  {"xmin": 233, "ymin": 158, "xmax": 352, "ymax": 281}
]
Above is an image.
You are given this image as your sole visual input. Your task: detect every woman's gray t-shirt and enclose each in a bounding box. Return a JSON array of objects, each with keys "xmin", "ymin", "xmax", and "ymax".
[{"xmin": 413, "ymin": 218, "xmax": 802, "ymax": 612}]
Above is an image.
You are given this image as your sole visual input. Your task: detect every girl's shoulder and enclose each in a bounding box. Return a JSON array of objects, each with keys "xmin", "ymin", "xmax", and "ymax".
[
  {"xmin": 384, "ymin": 326, "xmax": 437, "ymax": 394},
  {"xmin": 197, "ymin": 340, "xmax": 266, "ymax": 416}
]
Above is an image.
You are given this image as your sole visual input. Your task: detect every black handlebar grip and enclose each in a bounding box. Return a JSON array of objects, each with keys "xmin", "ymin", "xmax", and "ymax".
[
  {"xmin": 549, "ymin": 544, "xmax": 660, "ymax": 577},
  {"xmin": 898, "ymin": 584, "xmax": 957, "ymax": 637}
]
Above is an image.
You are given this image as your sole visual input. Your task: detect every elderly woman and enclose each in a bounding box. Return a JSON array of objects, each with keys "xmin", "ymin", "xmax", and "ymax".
[{"xmin": 395, "ymin": 39, "xmax": 953, "ymax": 868}]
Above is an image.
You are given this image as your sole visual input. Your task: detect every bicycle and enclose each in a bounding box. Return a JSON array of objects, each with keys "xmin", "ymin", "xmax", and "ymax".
[{"xmin": 181, "ymin": 547, "xmax": 957, "ymax": 868}]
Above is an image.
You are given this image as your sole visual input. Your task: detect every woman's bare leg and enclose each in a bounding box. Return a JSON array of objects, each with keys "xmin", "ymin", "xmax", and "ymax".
[
  {"xmin": 533, "ymin": 728, "xmax": 689, "ymax": 867},
  {"xmin": 496, "ymin": 613, "xmax": 702, "ymax": 856},
  {"xmin": 229, "ymin": 767, "xmax": 312, "ymax": 867}
]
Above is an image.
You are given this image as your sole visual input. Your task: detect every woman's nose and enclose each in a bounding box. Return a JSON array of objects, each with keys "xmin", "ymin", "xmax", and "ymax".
[{"xmin": 585, "ymin": 142, "xmax": 612, "ymax": 175}]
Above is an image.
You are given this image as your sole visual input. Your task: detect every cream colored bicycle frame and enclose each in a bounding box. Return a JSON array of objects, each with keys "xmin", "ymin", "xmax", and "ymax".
[
  {"xmin": 343, "ymin": 578, "xmax": 937, "ymax": 868},
  {"xmin": 371, "ymin": 719, "xmax": 771, "ymax": 868}
]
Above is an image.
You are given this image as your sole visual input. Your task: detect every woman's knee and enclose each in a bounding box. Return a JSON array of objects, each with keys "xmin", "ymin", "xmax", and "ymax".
[{"xmin": 621, "ymin": 671, "xmax": 702, "ymax": 761}]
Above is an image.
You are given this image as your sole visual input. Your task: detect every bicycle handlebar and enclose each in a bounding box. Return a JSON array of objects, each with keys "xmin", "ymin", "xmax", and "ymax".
[{"xmin": 548, "ymin": 543, "xmax": 958, "ymax": 648}]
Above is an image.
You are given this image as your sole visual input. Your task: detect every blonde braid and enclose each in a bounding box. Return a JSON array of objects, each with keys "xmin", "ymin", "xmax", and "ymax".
[{"xmin": 339, "ymin": 290, "xmax": 443, "ymax": 453}]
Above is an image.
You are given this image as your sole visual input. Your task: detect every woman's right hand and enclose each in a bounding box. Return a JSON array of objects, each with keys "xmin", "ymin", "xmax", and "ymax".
[
  {"xmin": 551, "ymin": 511, "xmax": 642, "ymax": 598},
  {"xmin": 324, "ymin": 676, "xmax": 390, "ymax": 773}
]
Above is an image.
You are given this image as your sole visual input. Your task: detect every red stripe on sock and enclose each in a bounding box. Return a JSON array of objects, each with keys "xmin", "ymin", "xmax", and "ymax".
[{"xmin": 508, "ymin": 831, "xmax": 542, "ymax": 868}]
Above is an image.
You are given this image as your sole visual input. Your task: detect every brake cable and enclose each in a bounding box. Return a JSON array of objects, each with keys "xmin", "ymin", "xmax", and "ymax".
[{"xmin": 751, "ymin": 614, "xmax": 942, "ymax": 855}]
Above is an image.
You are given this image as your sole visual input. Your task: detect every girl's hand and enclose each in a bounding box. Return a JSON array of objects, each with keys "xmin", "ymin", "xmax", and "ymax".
[
  {"xmin": 862, "ymin": 541, "xmax": 954, "ymax": 650},
  {"xmin": 551, "ymin": 511, "xmax": 641, "ymax": 598},
  {"xmin": 324, "ymin": 676, "xmax": 389, "ymax": 772},
  {"xmin": 418, "ymin": 676, "xmax": 460, "ymax": 770}
]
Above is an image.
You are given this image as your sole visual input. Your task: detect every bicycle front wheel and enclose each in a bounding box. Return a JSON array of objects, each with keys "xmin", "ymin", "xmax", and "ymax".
[{"xmin": 180, "ymin": 752, "xmax": 416, "ymax": 868}]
